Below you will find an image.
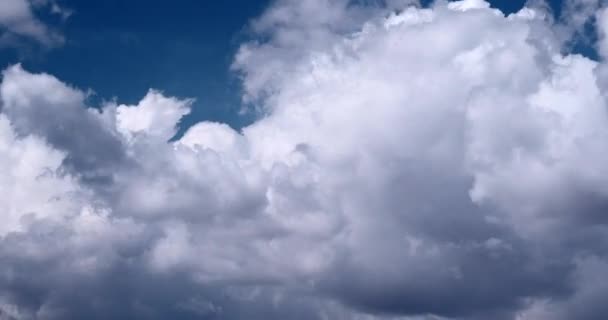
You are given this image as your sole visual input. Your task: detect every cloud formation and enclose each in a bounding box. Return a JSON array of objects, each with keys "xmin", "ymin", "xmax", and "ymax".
[{"xmin": 2, "ymin": 0, "xmax": 608, "ymax": 319}]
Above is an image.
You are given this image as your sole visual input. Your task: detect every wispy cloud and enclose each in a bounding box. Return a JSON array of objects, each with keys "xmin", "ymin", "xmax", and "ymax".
[{"xmin": 0, "ymin": 0, "xmax": 67, "ymax": 49}]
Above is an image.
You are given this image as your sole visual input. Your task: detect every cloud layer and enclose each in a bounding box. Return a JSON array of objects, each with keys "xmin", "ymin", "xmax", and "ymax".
[{"xmin": 2, "ymin": 0, "xmax": 608, "ymax": 319}]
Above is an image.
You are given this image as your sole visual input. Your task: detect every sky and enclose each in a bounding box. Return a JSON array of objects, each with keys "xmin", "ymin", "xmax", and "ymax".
[
  {"xmin": 0, "ymin": 0, "xmax": 553, "ymax": 133},
  {"xmin": 0, "ymin": 0, "xmax": 272, "ymax": 134},
  {"xmin": 2, "ymin": 0, "xmax": 608, "ymax": 320}
]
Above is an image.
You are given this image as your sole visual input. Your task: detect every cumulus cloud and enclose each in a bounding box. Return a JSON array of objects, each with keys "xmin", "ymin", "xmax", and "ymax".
[{"xmin": 2, "ymin": 0, "xmax": 608, "ymax": 319}]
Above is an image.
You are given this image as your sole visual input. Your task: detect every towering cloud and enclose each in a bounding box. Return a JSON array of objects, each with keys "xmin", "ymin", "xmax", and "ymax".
[{"xmin": 1, "ymin": 0, "xmax": 608, "ymax": 319}]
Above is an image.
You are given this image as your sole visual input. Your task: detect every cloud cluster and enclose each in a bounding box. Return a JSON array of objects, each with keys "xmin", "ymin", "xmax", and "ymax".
[{"xmin": 2, "ymin": 0, "xmax": 608, "ymax": 319}]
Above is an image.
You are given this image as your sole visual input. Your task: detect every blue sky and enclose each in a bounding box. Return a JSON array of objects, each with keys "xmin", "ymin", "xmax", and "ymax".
[
  {"xmin": 1, "ymin": 0, "xmax": 564, "ymax": 134},
  {"xmin": 1, "ymin": 0, "xmax": 271, "ymax": 133}
]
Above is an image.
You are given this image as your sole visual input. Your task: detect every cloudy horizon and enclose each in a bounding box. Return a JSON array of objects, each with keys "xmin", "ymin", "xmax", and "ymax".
[{"xmin": 1, "ymin": 0, "xmax": 608, "ymax": 319}]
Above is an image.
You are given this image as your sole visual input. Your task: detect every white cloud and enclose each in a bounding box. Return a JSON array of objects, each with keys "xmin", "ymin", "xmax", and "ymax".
[
  {"xmin": 1, "ymin": 0, "xmax": 608, "ymax": 319},
  {"xmin": 0, "ymin": 114, "xmax": 79, "ymax": 235},
  {"xmin": 116, "ymin": 90, "xmax": 193, "ymax": 142}
]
